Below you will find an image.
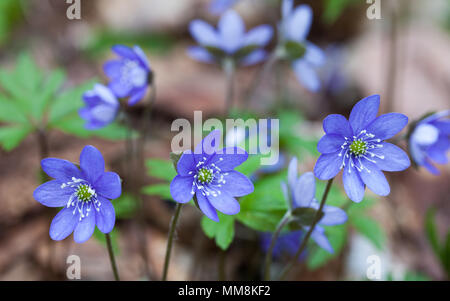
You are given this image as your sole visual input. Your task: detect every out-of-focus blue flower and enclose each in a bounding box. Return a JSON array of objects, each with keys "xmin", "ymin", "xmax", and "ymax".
[
  {"xmin": 409, "ymin": 110, "xmax": 450, "ymax": 174},
  {"xmin": 320, "ymin": 45, "xmax": 348, "ymax": 96},
  {"xmin": 79, "ymin": 84, "xmax": 119, "ymax": 130},
  {"xmin": 33, "ymin": 145, "xmax": 122, "ymax": 243},
  {"xmin": 261, "ymin": 230, "xmax": 306, "ymax": 260},
  {"xmin": 278, "ymin": 0, "xmax": 325, "ymax": 92},
  {"xmin": 188, "ymin": 10, "xmax": 273, "ymax": 66},
  {"xmin": 208, "ymin": 0, "xmax": 239, "ymax": 15},
  {"xmin": 314, "ymin": 95, "xmax": 411, "ymax": 203},
  {"xmin": 287, "ymin": 157, "xmax": 347, "ymax": 253},
  {"xmin": 103, "ymin": 45, "xmax": 151, "ymax": 106},
  {"xmin": 170, "ymin": 130, "xmax": 254, "ymax": 222}
]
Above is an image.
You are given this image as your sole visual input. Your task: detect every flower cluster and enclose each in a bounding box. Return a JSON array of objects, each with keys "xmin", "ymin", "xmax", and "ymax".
[
  {"xmin": 188, "ymin": 10, "xmax": 273, "ymax": 67},
  {"xmin": 315, "ymin": 95, "xmax": 410, "ymax": 203},
  {"xmin": 80, "ymin": 45, "xmax": 152, "ymax": 129},
  {"xmin": 409, "ymin": 110, "xmax": 450, "ymax": 174},
  {"xmin": 33, "ymin": 145, "xmax": 121, "ymax": 243},
  {"xmin": 287, "ymin": 157, "xmax": 347, "ymax": 253},
  {"xmin": 170, "ymin": 130, "xmax": 254, "ymax": 222}
]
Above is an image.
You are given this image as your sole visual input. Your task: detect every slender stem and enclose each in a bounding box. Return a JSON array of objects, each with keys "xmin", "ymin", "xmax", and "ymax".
[
  {"xmin": 105, "ymin": 233, "xmax": 120, "ymax": 281},
  {"xmin": 223, "ymin": 59, "xmax": 235, "ymax": 117},
  {"xmin": 162, "ymin": 203, "xmax": 183, "ymax": 281},
  {"xmin": 218, "ymin": 249, "xmax": 226, "ymax": 281},
  {"xmin": 277, "ymin": 178, "xmax": 334, "ymax": 280},
  {"xmin": 263, "ymin": 212, "xmax": 291, "ymax": 280}
]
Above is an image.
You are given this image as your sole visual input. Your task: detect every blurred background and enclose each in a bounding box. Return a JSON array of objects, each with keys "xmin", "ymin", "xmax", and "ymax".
[{"xmin": 0, "ymin": 0, "xmax": 448, "ymax": 281}]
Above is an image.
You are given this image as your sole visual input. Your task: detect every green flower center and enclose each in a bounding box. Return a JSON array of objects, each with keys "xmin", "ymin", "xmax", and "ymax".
[
  {"xmin": 76, "ymin": 184, "xmax": 94, "ymax": 202},
  {"xmin": 197, "ymin": 168, "xmax": 214, "ymax": 184},
  {"xmin": 349, "ymin": 139, "xmax": 368, "ymax": 156}
]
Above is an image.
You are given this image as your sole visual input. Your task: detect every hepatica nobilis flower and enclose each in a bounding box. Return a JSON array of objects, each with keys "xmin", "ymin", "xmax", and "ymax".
[
  {"xmin": 261, "ymin": 230, "xmax": 306, "ymax": 260},
  {"xmin": 170, "ymin": 130, "xmax": 254, "ymax": 222},
  {"xmin": 188, "ymin": 10, "xmax": 273, "ymax": 66},
  {"xmin": 33, "ymin": 145, "xmax": 121, "ymax": 243},
  {"xmin": 103, "ymin": 45, "xmax": 151, "ymax": 106},
  {"xmin": 287, "ymin": 157, "xmax": 347, "ymax": 253},
  {"xmin": 79, "ymin": 83, "xmax": 119, "ymax": 130},
  {"xmin": 278, "ymin": 0, "xmax": 325, "ymax": 92},
  {"xmin": 314, "ymin": 95, "xmax": 411, "ymax": 203},
  {"xmin": 409, "ymin": 110, "xmax": 450, "ymax": 174}
]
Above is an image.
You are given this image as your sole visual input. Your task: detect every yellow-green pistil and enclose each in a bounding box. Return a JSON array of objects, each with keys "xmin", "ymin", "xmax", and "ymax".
[
  {"xmin": 76, "ymin": 184, "xmax": 94, "ymax": 202},
  {"xmin": 197, "ymin": 167, "xmax": 214, "ymax": 184},
  {"xmin": 349, "ymin": 139, "xmax": 368, "ymax": 156}
]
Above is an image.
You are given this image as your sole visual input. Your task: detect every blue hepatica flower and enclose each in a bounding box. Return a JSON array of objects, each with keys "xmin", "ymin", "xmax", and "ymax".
[
  {"xmin": 287, "ymin": 157, "xmax": 347, "ymax": 253},
  {"xmin": 261, "ymin": 230, "xmax": 306, "ymax": 260},
  {"xmin": 188, "ymin": 10, "xmax": 273, "ymax": 66},
  {"xmin": 314, "ymin": 95, "xmax": 411, "ymax": 203},
  {"xmin": 79, "ymin": 83, "xmax": 119, "ymax": 130},
  {"xmin": 33, "ymin": 145, "xmax": 122, "ymax": 243},
  {"xmin": 170, "ymin": 130, "xmax": 254, "ymax": 222},
  {"xmin": 278, "ymin": 0, "xmax": 325, "ymax": 92},
  {"xmin": 409, "ymin": 110, "xmax": 450, "ymax": 174},
  {"xmin": 208, "ymin": 0, "xmax": 239, "ymax": 15},
  {"xmin": 103, "ymin": 45, "xmax": 151, "ymax": 106}
]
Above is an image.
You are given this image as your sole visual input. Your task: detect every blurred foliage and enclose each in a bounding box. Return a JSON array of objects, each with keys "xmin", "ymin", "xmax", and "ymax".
[
  {"xmin": 386, "ymin": 270, "xmax": 431, "ymax": 281},
  {"xmin": 0, "ymin": 52, "xmax": 131, "ymax": 152},
  {"xmin": 83, "ymin": 31, "xmax": 176, "ymax": 58},
  {"xmin": 93, "ymin": 228, "xmax": 120, "ymax": 255},
  {"xmin": 425, "ymin": 208, "xmax": 450, "ymax": 278},
  {"xmin": 322, "ymin": 0, "xmax": 362, "ymax": 24},
  {"xmin": 0, "ymin": 0, "xmax": 24, "ymax": 46}
]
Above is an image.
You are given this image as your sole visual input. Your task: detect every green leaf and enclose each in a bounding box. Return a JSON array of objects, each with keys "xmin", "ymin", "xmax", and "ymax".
[
  {"xmin": 291, "ymin": 207, "xmax": 322, "ymax": 226},
  {"xmin": 114, "ymin": 193, "xmax": 138, "ymax": 219},
  {"xmin": 145, "ymin": 158, "xmax": 177, "ymax": 181},
  {"xmin": 235, "ymin": 154, "xmax": 261, "ymax": 176},
  {"xmin": 424, "ymin": 208, "xmax": 441, "ymax": 258},
  {"xmin": 351, "ymin": 215, "xmax": 386, "ymax": 250},
  {"xmin": 0, "ymin": 125, "xmax": 32, "ymax": 151},
  {"xmin": 0, "ymin": 95, "xmax": 28, "ymax": 123},
  {"xmin": 442, "ymin": 232, "xmax": 450, "ymax": 278},
  {"xmin": 403, "ymin": 271, "xmax": 431, "ymax": 281},
  {"xmin": 284, "ymin": 40, "xmax": 307, "ymax": 60},
  {"xmin": 322, "ymin": 0, "xmax": 361, "ymax": 24},
  {"xmin": 141, "ymin": 183, "xmax": 172, "ymax": 200},
  {"xmin": 307, "ymin": 224, "xmax": 347, "ymax": 269},
  {"xmin": 201, "ymin": 213, "xmax": 235, "ymax": 250}
]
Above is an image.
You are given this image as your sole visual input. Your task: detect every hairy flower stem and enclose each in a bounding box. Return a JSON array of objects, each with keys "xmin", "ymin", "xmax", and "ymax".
[
  {"xmin": 162, "ymin": 203, "xmax": 183, "ymax": 281},
  {"xmin": 105, "ymin": 233, "xmax": 120, "ymax": 281},
  {"xmin": 263, "ymin": 211, "xmax": 291, "ymax": 280},
  {"xmin": 223, "ymin": 59, "xmax": 235, "ymax": 117},
  {"xmin": 278, "ymin": 178, "xmax": 334, "ymax": 280}
]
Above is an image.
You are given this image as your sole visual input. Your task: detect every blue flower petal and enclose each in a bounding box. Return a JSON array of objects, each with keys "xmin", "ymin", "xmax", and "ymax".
[
  {"xmin": 365, "ymin": 113, "xmax": 408, "ymax": 141},
  {"xmin": 314, "ymin": 151, "xmax": 342, "ymax": 180},
  {"xmin": 433, "ymin": 120, "xmax": 450, "ymax": 135},
  {"xmin": 287, "ymin": 157, "xmax": 298, "ymax": 192},
  {"xmin": 319, "ymin": 205, "xmax": 348, "ymax": 226},
  {"xmin": 282, "ymin": 0, "xmax": 294, "ymax": 19},
  {"xmin": 358, "ymin": 160, "xmax": 390, "ymax": 196},
  {"xmin": 177, "ymin": 150, "xmax": 196, "ymax": 176},
  {"xmin": 423, "ymin": 158, "xmax": 440, "ymax": 175},
  {"xmin": 240, "ymin": 49, "xmax": 267, "ymax": 66},
  {"xmin": 286, "ymin": 4, "xmax": 312, "ymax": 42},
  {"xmin": 220, "ymin": 171, "xmax": 254, "ymax": 197},
  {"xmin": 80, "ymin": 145, "xmax": 105, "ymax": 183},
  {"xmin": 196, "ymin": 191, "xmax": 219, "ymax": 222},
  {"xmin": 211, "ymin": 147, "xmax": 248, "ymax": 171},
  {"xmin": 94, "ymin": 171, "xmax": 122, "ymax": 199},
  {"xmin": 34, "ymin": 180, "xmax": 73, "ymax": 207},
  {"xmin": 218, "ymin": 10, "xmax": 245, "ymax": 53},
  {"xmin": 371, "ymin": 142, "xmax": 410, "ymax": 171},
  {"xmin": 95, "ymin": 196, "xmax": 116, "ymax": 234},
  {"xmin": 349, "ymin": 94, "xmax": 380, "ymax": 134},
  {"xmin": 305, "ymin": 42, "xmax": 325, "ymax": 66},
  {"xmin": 112, "ymin": 45, "xmax": 137, "ymax": 60},
  {"xmin": 207, "ymin": 190, "xmax": 240, "ymax": 215},
  {"xmin": 243, "ymin": 25, "xmax": 273, "ymax": 47},
  {"xmin": 73, "ymin": 205, "xmax": 96, "ymax": 243},
  {"xmin": 49, "ymin": 207, "xmax": 79, "ymax": 241},
  {"xmin": 317, "ymin": 134, "xmax": 345, "ymax": 154},
  {"xmin": 189, "ymin": 20, "xmax": 220, "ymax": 47},
  {"xmin": 109, "ymin": 79, "xmax": 133, "ymax": 98},
  {"xmin": 343, "ymin": 162, "xmax": 365, "ymax": 203},
  {"xmin": 293, "ymin": 171, "xmax": 315, "ymax": 207},
  {"xmin": 209, "ymin": 0, "xmax": 238, "ymax": 15},
  {"xmin": 187, "ymin": 46, "xmax": 215, "ymax": 64},
  {"xmin": 103, "ymin": 60, "xmax": 123, "ymax": 80},
  {"xmin": 427, "ymin": 135, "xmax": 449, "ymax": 164},
  {"xmin": 194, "ymin": 129, "xmax": 222, "ymax": 158},
  {"xmin": 323, "ymin": 114, "xmax": 353, "ymax": 138},
  {"xmin": 41, "ymin": 158, "xmax": 83, "ymax": 181},
  {"xmin": 311, "ymin": 225, "xmax": 333, "ymax": 253},
  {"xmin": 133, "ymin": 45, "xmax": 151, "ymax": 70},
  {"xmin": 292, "ymin": 60, "xmax": 320, "ymax": 92},
  {"xmin": 170, "ymin": 175, "xmax": 194, "ymax": 203},
  {"xmin": 128, "ymin": 86, "xmax": 147, "ymax": 106}
]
